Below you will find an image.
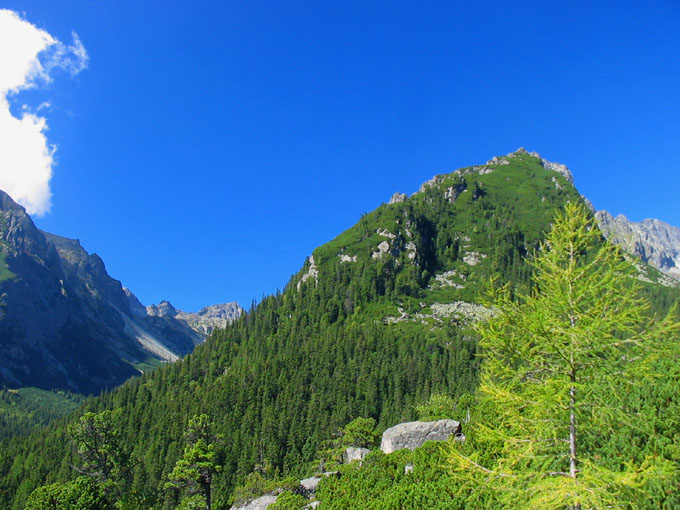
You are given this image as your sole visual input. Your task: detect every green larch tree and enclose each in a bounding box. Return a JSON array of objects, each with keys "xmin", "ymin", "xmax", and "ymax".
[{"xmin": 449, "ymin": 202, "xmax": 678, "ymax": 509}]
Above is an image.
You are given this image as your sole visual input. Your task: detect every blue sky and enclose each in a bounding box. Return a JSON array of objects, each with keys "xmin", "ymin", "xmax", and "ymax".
[{"xmin": 2, "ymin": 1, "xmax": 680, "ymax": 311}]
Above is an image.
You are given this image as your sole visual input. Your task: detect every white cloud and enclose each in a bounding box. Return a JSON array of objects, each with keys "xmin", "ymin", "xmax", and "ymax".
[{"xmin": 0, "ymin": 9, "xmax": 88, "ymax": 216}]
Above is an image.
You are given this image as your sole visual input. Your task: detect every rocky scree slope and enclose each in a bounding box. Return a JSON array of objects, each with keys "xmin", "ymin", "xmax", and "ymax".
[{"xmin": 0, "ymin": 190, "xmax": 240, "ymax": 394}]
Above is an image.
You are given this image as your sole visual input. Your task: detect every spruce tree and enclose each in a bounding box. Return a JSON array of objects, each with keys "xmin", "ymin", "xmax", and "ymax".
[{"xmin": 449, "ymin": 202, "xmax": 678, "ymax": 509}]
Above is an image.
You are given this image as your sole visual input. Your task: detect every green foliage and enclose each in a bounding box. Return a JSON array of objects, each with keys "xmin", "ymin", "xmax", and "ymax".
[
  {"xmin": 0, "ymin": 250, "xmax": 14, "ymax": 283},
  {"xmin": 340, "ymin": 417, "xmax": 379, "ymax": 449},
  {"xmin": 176, "ymin": 494, "xmax": 207, "ymax": 510},
  {"xmin": 25, "ymin": 477, "xmax": 114, "ymax": 510},
  {"xmin": 68, "ymin": 410, "xmax": 129, "ymax": 484},
  {"xmin": 316, "ymin": 442, "xmax": 496, "ymax": 509},
  {"xmin": 0, "ymin": 387, "xmax": 83, "ymax": 440},
  {"xmin": 449, "ymin": 202, "xmax": 680, "ymax": 509},
  {"xmin": 269, "ymin": 491, "xmax": 307, "ymax": 510},
  {"xmin": 165, "ymin": 414, "xmax": 222, "ymax": 510},
  {"xmin": 414, "ymin": 393, "xmax": 458, "ymax": 421}
]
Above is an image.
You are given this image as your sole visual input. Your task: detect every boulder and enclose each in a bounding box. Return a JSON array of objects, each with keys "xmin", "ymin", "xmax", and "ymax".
[
  {"xmin": 300, "ymin": 476, "xmax": 321, "ymax": 492},
  {"xmin": 230, "ymin": 494, "xmax": 277, "ymax": 510},
  {"xmin": 343, "ymin": 447, "xmax": 370, "ymax": 464},
  {"xmin": 380, "ymin": 419, "xmax": 461, "ymax": 454}
]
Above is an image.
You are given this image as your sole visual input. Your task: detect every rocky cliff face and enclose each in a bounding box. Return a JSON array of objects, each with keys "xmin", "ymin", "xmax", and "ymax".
[
  {"xmin": 595, "ymin": 211, "xmax": 680, "ymax": 280},
  {"xmin": 0, "ymin": 190, "xmax": 137, "ymax": 393},
  {"xmin": 0, "ymin": 190, "xmax": 241, "ymax": 393}
]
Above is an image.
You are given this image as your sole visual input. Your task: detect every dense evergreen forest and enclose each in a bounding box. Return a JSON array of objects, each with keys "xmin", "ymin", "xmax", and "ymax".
[{"xmin": 1, "ymin": 151, "xmax": 678, "ymax": 509}]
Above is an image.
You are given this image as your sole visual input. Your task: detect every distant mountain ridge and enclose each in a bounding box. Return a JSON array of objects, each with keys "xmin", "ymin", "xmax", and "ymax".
[
  {"xmin": 0, "ymin": 190, "xmax": 241, "ymax": 393},
  {"xmin": 595, "ymin": 211, "xmax": 680, "ymax": 280},
  {"xmin": 143, "ymin": 298, "xmax": 242, "ymax": 335}
]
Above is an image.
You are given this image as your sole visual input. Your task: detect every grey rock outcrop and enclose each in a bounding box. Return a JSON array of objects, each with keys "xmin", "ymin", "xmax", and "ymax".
[
  {"xmin": 389, "ymin": 192, "xmax": 407, "ymax": 204},
  {"xmin": 297, "ymin": 255, "xmax": 319, "ymax": 289},
  {"xmin": 596, "ymin": 211, "xmax": 680, "ymax": 280},
  {"xmin": 124, "ymin": 287, "xmax": 148, "ymax": 318},
  {"xmin": 175, "ymin": 302, "xmax": 243, "ymax": 335},
  {"xmin": 380, "ymin": 419, "xmax": 462, "ymax": 454},
  {"xmin": 300, "ymin": 476, "xmax": 322, "ymax": 493},
  {"xmin": 230, "ymin": 494, "xmax": 277, "ymax": 510},
  {"xmin": 147, "ymin": 300, "xmax": 178, "ymax": 317},
  {"xmin": 343, "ymin": 447, "xmax": 370, "ymax": 463}
]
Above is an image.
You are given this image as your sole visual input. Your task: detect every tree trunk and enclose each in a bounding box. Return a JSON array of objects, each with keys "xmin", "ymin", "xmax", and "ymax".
[
  {"xmin": 570, "ymin": 363, "xmax": 580, "ymax": 510},
  {"xmin": 569, "ymin": 381, "xmax": 576, "ymax": 479},
  {"xmin": 203, "ymin": 481, "xmax": 211, "ymax": 510}
]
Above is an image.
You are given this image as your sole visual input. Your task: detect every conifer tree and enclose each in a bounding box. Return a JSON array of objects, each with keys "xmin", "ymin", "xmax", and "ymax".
[
  {"xmin": 68, "ymin": 410, "xmax": 129, "ymax": 487},
  {"xmin": 449, "ymin": 202, "xmax": 678, "ymax": 509},
  {"xmin": 165, "ymin": 414, "xmax": 222, "ymax": 510}
]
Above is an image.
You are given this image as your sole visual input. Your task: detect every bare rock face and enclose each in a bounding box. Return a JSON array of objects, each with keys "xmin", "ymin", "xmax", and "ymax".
[
  {"xmin": 124, "ymin": 287, "xmax": 148, "ymax": 318},
  {"xmin": 0, "ymin": 190, "xmax": 140, "ymax": 393},
  {"xmin": 197, "ymin": 303, "xmax": 242, "ymax": 321},
  {"xmin": 175, "ymin": 302, "xmax": 243, "ymax": 335},
  {"xmin": 144, "ymin": 297, "xmax": 243, "ymax": 336},
  {"xmin": 147, "ymin": 300, "xmax": 177, "ymax": 317},
  {"xmin": 596, "ymin": 211, "xmax": 680, "ymax": 280},
  {"xmin": 380, "ymin": 419, "xmax": 461, "ymax": 454},
  {"xmin": 389, "ymin": 192, "xmax": 407, "ymax": 204},
  {"xmin": 230, "ymin": 494, "xmax": 277, "ymax": 510},
  {"xmin": 300, "ymin": 476, "xmax": 322, "ymax": 492},
  {"xmin": 343, "ymin": 447, "xmax": 370, "ymax": 463}
]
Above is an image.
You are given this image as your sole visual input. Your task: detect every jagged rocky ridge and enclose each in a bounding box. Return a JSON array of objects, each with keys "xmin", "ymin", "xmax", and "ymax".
[
  {"xmin": 595, "ymin": 210, "xmax": 680, "ymax": 280},
  {"xmin": 0, "ymin": 190, "xmax": 241, "ymax": 393},
  {"xmin": 145, "ymin": 299, "xmax": 242, "ymax": 335}
]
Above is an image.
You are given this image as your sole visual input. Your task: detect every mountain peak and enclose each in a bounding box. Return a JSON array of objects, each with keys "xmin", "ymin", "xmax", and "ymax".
[
  {"xmin": 147, "ymin": 300, "xmax": 178, "ymax": 317},
  {"xmin": 413, "ymin": 148, "xmax": 574, "ymax": 197},
  {"xmin": 506, "ymin": 148, "xmax": 574, "ymax": 184}
]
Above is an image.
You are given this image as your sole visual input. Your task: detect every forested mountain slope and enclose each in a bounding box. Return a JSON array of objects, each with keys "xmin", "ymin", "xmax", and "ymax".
[
  {"xmin": 0, "ymin": 190, "xmax": 242, "ymax": 439},
  {"xmin": 1, "ymin": 149, "xmax": 677, "ymax": 509}
]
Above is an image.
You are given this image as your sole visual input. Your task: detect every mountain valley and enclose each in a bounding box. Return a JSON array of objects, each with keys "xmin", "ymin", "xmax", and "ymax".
[{"xmin": 0, "ymin": 149, "xmax": 678, "ymax": 509}]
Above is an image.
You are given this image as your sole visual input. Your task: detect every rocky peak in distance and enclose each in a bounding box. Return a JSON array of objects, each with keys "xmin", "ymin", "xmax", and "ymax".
[
  {"xmin": 595, "ymin": 211, "xmax": 680, "ymax": 280},
  {"xmin": 144, "ymin": 298, "xmax": 243, "ymax": 335}
]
